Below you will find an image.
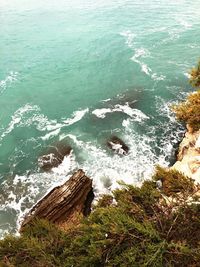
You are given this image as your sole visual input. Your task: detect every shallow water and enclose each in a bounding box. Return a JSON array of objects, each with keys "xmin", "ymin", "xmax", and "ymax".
[{"xmin": 0, "ymin": 0, "xmax": 200, "ymax": 237}]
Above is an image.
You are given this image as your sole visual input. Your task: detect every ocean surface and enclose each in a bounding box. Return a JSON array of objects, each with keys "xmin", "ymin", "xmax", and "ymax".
[{"xmin": 0, "ymin": 0, "xmax": 200, "ymax": 237}]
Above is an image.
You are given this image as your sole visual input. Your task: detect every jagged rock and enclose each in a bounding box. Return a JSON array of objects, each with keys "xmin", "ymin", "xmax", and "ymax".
[
  {"xmin": 107, "ymin": 136, "xmax": 129, "ymax": 155},
  {"xmin": 20, "ymin": 170, "xmax": 93, "ymax": 231},
  {"xmin": 38, "ymin": 142, "xmax": 72, "ymax": 171},
  {"xmin": 172, "ymin": 126, "xmax": 200, "ymax": 183}
]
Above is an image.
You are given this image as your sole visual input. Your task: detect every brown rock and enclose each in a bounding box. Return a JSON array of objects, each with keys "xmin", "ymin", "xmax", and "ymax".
[
  {"xmin": 20, "ymin": 170, "xmax": 93, "ymax": 231},
  {"xmin": 38, "ymin": 142, "xmax": 72, "ymax": 171},
  {"xmin": 107, "ymin": 136, "xmax": 129, "ymax": 155}
]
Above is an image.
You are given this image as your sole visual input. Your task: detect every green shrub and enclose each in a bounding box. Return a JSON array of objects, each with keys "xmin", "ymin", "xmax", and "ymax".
[
  {"xmin": 153, "ymin": 165, "xmax": 195, "ymax": 196},
  {"xmin": 0, "ymin": 168, "xmax": 199, "ymax": 267},
  {"xmin": 172, "ymin": 60, "xmax": 200, "ymax": 131},
  {"xmin": 0, "ymin": 219, "xmax": 73, "ymax": 267},
  {"xmin": 190, "ymin": 60, "xmax": 200, "ymax": 88},
  {"xmin": 172, "ymin": 89, "xmax": 200, "ymax": 131}
]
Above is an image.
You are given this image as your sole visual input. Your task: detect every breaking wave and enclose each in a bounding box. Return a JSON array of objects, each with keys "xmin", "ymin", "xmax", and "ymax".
[
  {"xmin": 120, "ymin": 31, "xmax": 166, "ymax": 81},
  {"xmin": 92, "ymin": 103, "xmax": 149, "ymax": 122},
  {"xmin": 0, "ymin": 151, "xmax": 77, "ymax": 235},
  {"xmin": 0, "ymin": 105, "xmax": 89, "ymax": 143}
]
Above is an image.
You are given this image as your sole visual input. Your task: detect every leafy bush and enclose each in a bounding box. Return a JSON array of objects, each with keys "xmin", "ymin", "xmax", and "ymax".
[
  {"xmin": 172, "ymin": 60, "xmax": 200, "ymax": 131},
  {"xmin": 190, "ymin": 60, "xmax": 200, "ymax": 88},
  {"xmin": 0, "ymin": 168, "xmax": 200, "ymax": 267},
  {"xmin": 172, "ymin": 89, "xmax": 200, "ymax": 131},
  {"xmin": 153, "ymin": 165, "xmax": 195, "ymax": 196},
  {"xmin": 0, "ymin": 219, "xmax": 72, "ymax": 267}
]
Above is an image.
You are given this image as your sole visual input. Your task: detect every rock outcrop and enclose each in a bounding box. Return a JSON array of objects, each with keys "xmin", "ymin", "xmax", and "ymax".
[
  {"xmin": 20, "ymin": 170, "xmax": 93, "ymax": 231},
  {"xmin": 107, "ymin": 136, "xmax": 129, "ymax": 155},
  {"xmin": 38, "ymin": 142, "xmax": 72, "ymax": 171},
  {"xmin": 172, "ymin": 125, "xmax": 200, "ymax": 183}
]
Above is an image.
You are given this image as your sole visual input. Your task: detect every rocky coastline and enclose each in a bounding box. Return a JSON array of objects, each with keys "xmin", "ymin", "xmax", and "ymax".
[
  {"xmin": 172, "ymin": 124, "xmax": 200, "ymax": 183},
  {"xmin": 1, "ymin": 96, "xmax": 200, "ymax": 266},
  {"xmin": 19, "ymin": 136, "xmax": 130, "ymax": 230},
  {"xmin": 19, "ymin": 125, "xmax": 200, "ymax": 230}
]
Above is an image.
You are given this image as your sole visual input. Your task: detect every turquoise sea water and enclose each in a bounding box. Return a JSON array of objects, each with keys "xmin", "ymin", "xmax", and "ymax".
[{"xmin": 0, "ymin": 0, "xmax": 200, "ymax": 237}]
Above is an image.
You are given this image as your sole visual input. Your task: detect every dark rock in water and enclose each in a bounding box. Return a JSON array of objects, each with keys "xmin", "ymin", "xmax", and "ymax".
[
  {"xmin": 20, "ymin": 170, "xmax": 93, "ymax": 231},
  {"xmin": 38, "ymin": 142, "xmax": 72, "ymax": 171},
  {"xmin": 107, "ymin": 136, "xmax": 129, "ymax": 155},
  {"xmin": 38, "ymin": 154, "xmax": 60, "ymax": 171}
]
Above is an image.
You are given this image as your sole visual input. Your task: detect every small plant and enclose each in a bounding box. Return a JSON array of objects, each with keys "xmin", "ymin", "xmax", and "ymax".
[
  {"xmin": 153, "ymin": 165, "xmax": 195, "ymax": 196},
  {"xmin": 172, "ymin": 89, "xmax": 200, "ymax": 131},
  {"xmin": 190, "ymin": 60, "xmax": 200, "ymax": 88},
  {"xmin": 172, "ymin": 60, "xmax": 200, "ymax": 131}
]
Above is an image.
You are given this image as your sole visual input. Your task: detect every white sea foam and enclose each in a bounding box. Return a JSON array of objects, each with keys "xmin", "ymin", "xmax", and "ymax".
[
  {"xmin": 0, "ymin": 105, "xmax": 89, "ymax": 143},
  {"xmin": 66, "ymin": 133, "xmax": 158, "ymax": 196},
  {"xmin": 0, "ymin": 104, "xmax": 40, "ymax": 142},
  {"xmin": 134, "ymin": 48, "xmax": 150, "ymax": 58},
  {"xmin": 141, "ymin": 63, "xmax": 152, "ymax": 75},
  {"xmin": 131, "ymin": 48, "xmax": 151, "ymax": 73},
  {"xmin": 92, "ymin": 104, "xmax": 149, "ymax": 122},
  {"xmin": 41, "ymin": 128, "xmax": 61, "ymax": 141},
  {"xmin": 152, "ymin": 73, "xmax": 166, "ymax": 81},
  {"xmin": 0, "ymin": 71, "xmax": 18, "ymax": 94},
  {"xmin": 121, "ymin": 31, "xmax": 166, "ymax": 81},
  {"xmin": 63, "ymin": 108, "xmax": 89, "ymax": 125},
  {"xmin": 65, "ymin": 130, "xmax": 159, "ymax": 192},
  {"xmin": 101, "ymin": 98, "xmax": 111, "ymax": 103},
  {"xmin": 37, "ymin": 108, "xmax": 89, "ymax": 132},
  {"xmin": 0, "ymin": 151, "xmax": 77, "ymax": 236},
  {"xmin": 120, "ymin": 30, "xmax": 136, "ymax": 48},
  {"xmin": 122, "ymin": 118, "xmax": 130, "ymax": 128},
  {"xmin": 116, "ymin": 104, "xmax": 149, "ymax": 121},
  {"xmin": 52, "ymin": 151, "xmax": 76, "ymax": 175},
  {"xmin": 155, "ymin": 96, "xmax": 185, "ymax": 159},
  {"xmin": 131, "ymin": 48, "xmax": 166, "ymax": 80},
  {"xmin": 92, "ymin": 108, "xmax": 113, "ymax": 118}
]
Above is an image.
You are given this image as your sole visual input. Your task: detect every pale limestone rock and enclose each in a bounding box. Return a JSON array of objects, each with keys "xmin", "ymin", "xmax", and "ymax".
[{"xmin": 172, "ymin": 128, "xmax": 200, "ymax": 183}]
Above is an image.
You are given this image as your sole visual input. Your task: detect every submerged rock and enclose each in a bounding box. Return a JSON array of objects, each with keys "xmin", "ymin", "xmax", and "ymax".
[
  {"xmin": 107, "ymin": 136, "xmax": 129, "ymax": 155},
  {"xmin": 38, "ymin": 142, "xmax": 72, "ymax": 171}
]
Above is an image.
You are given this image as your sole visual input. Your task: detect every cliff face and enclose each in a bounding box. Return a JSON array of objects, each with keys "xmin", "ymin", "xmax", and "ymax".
[
  {"xmin": 20, "ymin": 170, "xmax": 94, "ymax": 231},
  {"xmin": 172, "ymin": 125, "xmax": 200, "ymax": 183}
]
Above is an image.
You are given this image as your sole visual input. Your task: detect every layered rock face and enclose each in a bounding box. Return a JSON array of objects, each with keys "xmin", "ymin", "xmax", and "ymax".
[
  {"xmin": 20, "ymin": 170, "xmax": 94, "ymax": 231},
  {"xmin": 172, "ymin": 125, "xmax": 200, "ymax": 183}
]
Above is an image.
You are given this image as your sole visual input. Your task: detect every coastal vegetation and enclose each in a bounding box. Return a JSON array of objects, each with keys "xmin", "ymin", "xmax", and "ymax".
[
  {"xmin": 190, "ymin": 60, "xmax": 200, "ymax": 88},
  {"xmin": 173, "ymin": 60, "xmax": 200, "ymax": 131},
  {"xmin": 173, "ymin": 90, "xmax": 200, "ymax": 131},
  {"xmin": 0, "ymin": 167, "xmax": 200, "ymax": 267}
]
